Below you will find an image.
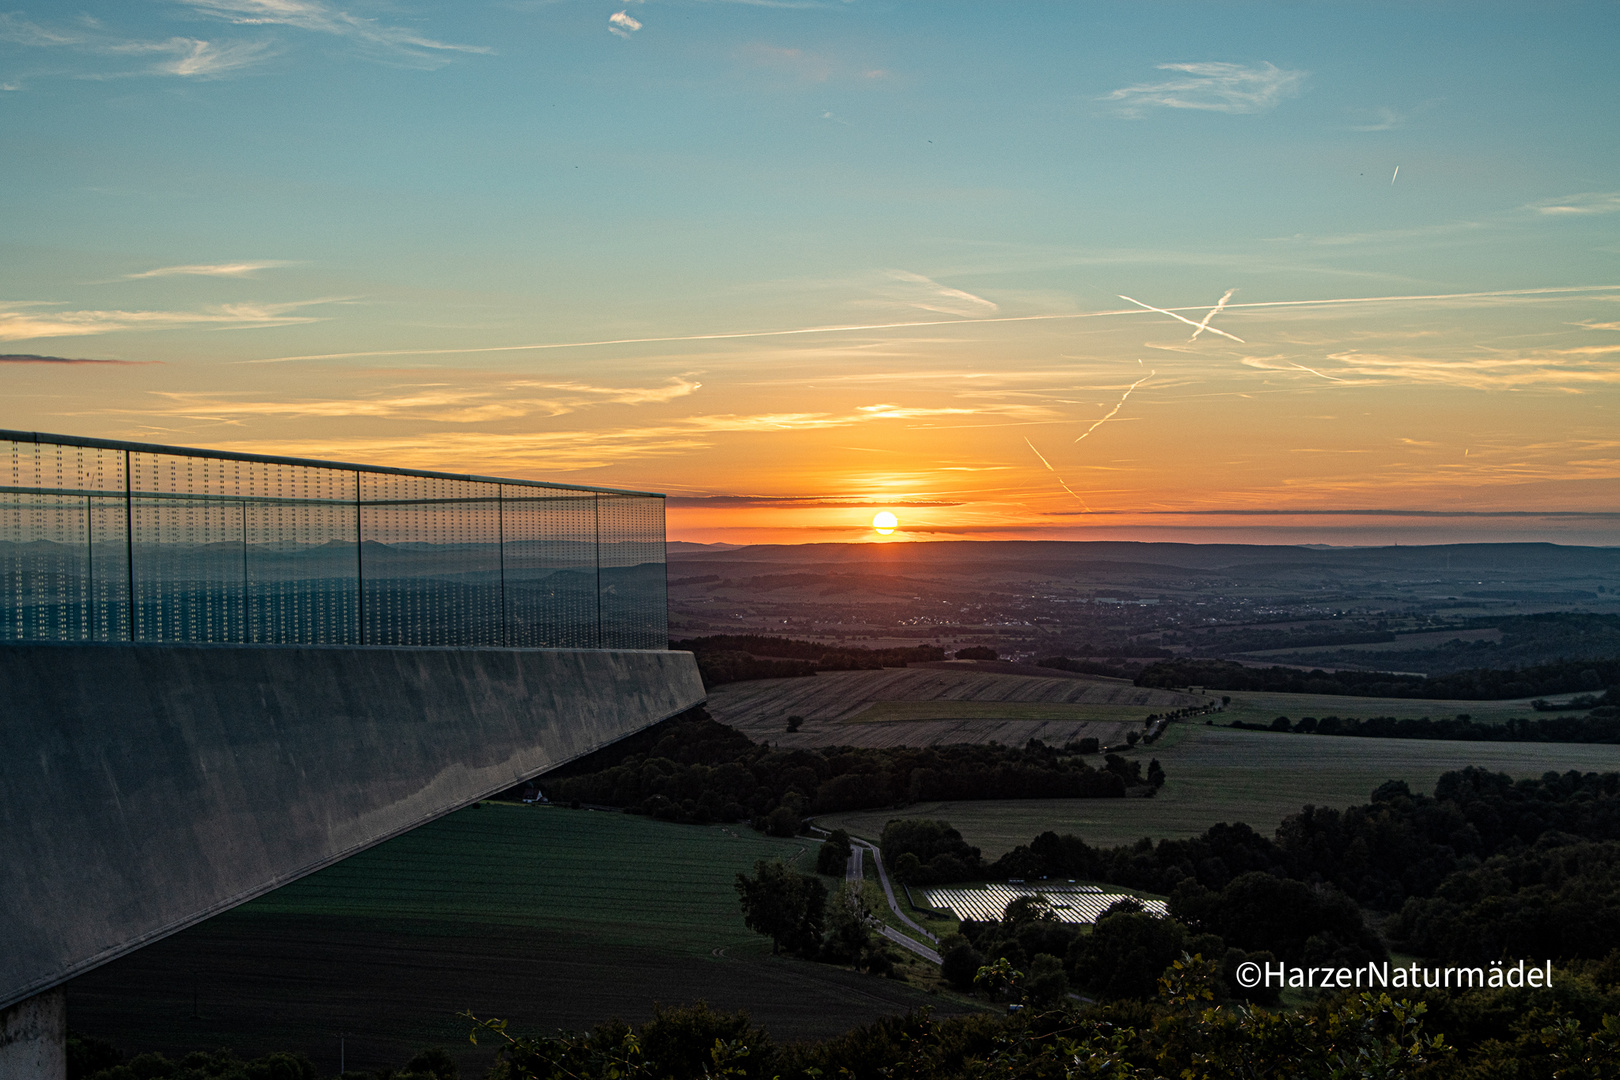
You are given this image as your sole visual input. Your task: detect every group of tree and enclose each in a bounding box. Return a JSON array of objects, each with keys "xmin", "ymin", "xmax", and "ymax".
[
  {"xmin": 541, "ymin": 710, "xmax": 1161, "ymax": 832},
  {"xmin": 447, "ymin": 969, "xmax": 1620, "ymax": 1080},
  {"xmin": 733, "ymin": 859, "xmax": 899, "ymax": 976},
  {"xmin": 879, "ymin": 819, "xmax": 988, "ymax": 885},
  {"xmin": 1134, "ymin": 655, "xmax": 1620, "ymax": 701},
  {"xmin": 935, "ymin": 869, "xmax": 1379, "ymax": 1007},
  {"xmin": 1388, "ymin": 836, "xmax": 1620, "ymax": 964},
  {"xmin": 670, "ymin": 635, "xmax": 945, "ymax": 687},
  {"xmin": 982, "ymin": 766, "xmax": 1620, "ymax": 965},
  {"xmin": 1232, "ymin": 708, "xmax": 1620, "ymax": 743},
  {"xmin": 68, "ymin": 1039, "xmax": 458, "ymax": 1080}
]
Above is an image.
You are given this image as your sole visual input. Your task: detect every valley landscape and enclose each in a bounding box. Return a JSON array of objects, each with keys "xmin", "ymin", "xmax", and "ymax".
[
  {"xmin": 67, "ymin": 538, "xmax": 1620, "ymax": 1077},
  {"xmin": 8, "ymin": 0, "xmax": 1620, "ymax": 1075}
]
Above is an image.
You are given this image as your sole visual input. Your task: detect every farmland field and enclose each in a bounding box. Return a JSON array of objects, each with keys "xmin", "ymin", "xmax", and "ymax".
[
  {"xmin": 706, "ymin": 666, "xmax": 1199, "ymax": 748},
  {"xmin": 67, "ymin": 805, "xmax": 975, "ymax": 1074},
  {"xmin": 815, "ymin": 722, "xmax": 1620, "ymax": 857}
]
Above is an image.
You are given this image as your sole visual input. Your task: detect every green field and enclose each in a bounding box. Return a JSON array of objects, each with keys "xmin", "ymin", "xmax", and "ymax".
[
  {"xmin": 68, "ymin": 805, "xmax": 972, "ymax": 1073},
  {"xmin": 846, "ymin": 700, "xmax": 1152, "ymax": 724},
  {"xmin": 815, "ymin": 722, "xmax": 1620, "ymax": 857}
]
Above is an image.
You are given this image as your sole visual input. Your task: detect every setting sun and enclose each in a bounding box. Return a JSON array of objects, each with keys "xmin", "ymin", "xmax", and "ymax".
[{"xmin": 872, "ymin": 511, "xmax": 898, "ymax": 536}]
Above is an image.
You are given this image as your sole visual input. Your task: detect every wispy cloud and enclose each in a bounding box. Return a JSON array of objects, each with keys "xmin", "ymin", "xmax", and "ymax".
[
  {"xmin": 152, "ymin": 37, "xmax": 276, "ymax": 76},
  {"xmin": 1348, "ymin": 106, "xmax": 1406, "ymax": 132},
  {"xmin": 244, "ymin": 285, "xmax": 1620, "ymax": 364},
  {"xmin": 92, "ymin": 395, "xmax": 1019, "ymax": 471},
  {"xmin": 1103, "ymin": 61, "xmax": 1305, "ymax": 117},
  {"xmin": 173, "ymin": 0, "xmax": 490, "ymax": 66},
  {"xmin": 1240, "ymin": 344, "xmax": 1620, "ymax": 392},
  {"xmin": 666, "ymin": 494, "xmax": 963, "ymax": 509},
  {"xmin": 1528, "ymin": 192, "xmax": 1620, "ymax": 216},
  {"xmin": 0, "ymin": 300, "xmax": 332, "ymax": 341},
  {"xmin": 125, "ymin": 260, "xmax": 294, "ymax": 279},
  {"xmin": 608, "ymin": 10, "xmax": 642, "ymax": 38},
  {"xmin": 0, "ymin": 14, "xmax": 80, "ymax": 47},
  {"xmin": 736, "ymin": 41, "xmax": 889, "ymax": 84},
  {"xmin": 0, "ymin": 13, "xmax": 275, "ymax": 79},
  {"xmin": 882, "ymin": 270, "xmax": 998, "ymax": 317},
  {"xmin": 137, "ymin": 377, "xmax": 700, "ymax": 424},
  {"xmin": 0, "ymin": 353, "xmax": 158, "ymax": 365}
]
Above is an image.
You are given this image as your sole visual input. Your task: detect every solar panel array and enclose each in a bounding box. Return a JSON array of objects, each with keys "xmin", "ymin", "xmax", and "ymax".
[
  {"xmin": 1, "ymin": 431, "xmax": 667, "ymax": 649},
  {"xmin": 921, "ymin": 884, "xmax": 1169, "ymax": 925}
]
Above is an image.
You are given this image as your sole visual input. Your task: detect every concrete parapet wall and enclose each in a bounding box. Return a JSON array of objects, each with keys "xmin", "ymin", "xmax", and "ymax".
[{"xmin": 0, "ymin": 643, "xmax": 704, "ymax": 1011}]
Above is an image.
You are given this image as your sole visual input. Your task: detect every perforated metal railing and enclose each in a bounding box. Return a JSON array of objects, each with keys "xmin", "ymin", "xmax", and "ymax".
[{"xmin": 0, "ymin": 431, "xmax": 667, "ymax": 649}]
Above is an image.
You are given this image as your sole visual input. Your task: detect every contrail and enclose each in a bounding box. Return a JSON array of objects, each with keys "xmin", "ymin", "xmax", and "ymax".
[
  {"xmin": 1188, "ymin": 288, "xmax": 1236, "ymax": 341},
  {"xmin": 1075, "ymin": 371, "xmax": 1154, "ymax": 443},
  {"xmin": 241, "ymin": 284, "xmax": 1620, "ymax": 363},
  {"xmin": 244, "ymin": 308, "xmax": 1152, "ymax": 363},
  {"xmin": 1391, "ymin": 165, "xmax": 1399, "ymax": 185},
  {"xmin": 1289, "ymin": 361, "xmax": 1346, "ymax": 382},
  {"xmin": 1119, "ymin": 294, "xmax": 1246, "ymax": 343},
  {"xmin": 1024, "ymin": 437, "xmax": 1091, "ymax": 511}
]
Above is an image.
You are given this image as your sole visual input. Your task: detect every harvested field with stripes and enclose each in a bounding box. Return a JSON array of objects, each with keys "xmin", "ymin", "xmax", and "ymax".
[
  {"xmin": 706, "ymin": 665, "xmax": 1202, "ymax": 748},
  {"xmin": 920, "ymin": 884, "xmax": 1168, "ymax": 925}
]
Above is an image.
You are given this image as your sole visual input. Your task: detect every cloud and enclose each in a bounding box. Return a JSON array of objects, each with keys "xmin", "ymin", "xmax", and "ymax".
[
  {"xmin": 92, "ymin": 396, "xmax": 1020, "ymax": 472},
  {"xmin": 130, "ymin": 377, "xmax": 701, "ymax": 425},
  {"xmin": 126, "ymin": 261, "xmax": 294, "ymax": 279},
  {"xmin": 0, "ymin": 353, "xmax": 157, "ymax": 365},
  {"xmin": 882, "ymin": 270, "xmax": 998, "ymax": 317},
  {"xmin": 1103, "ymin": 61, "xmax": 1305, "ymax": 116},
  {"xmin": 608, "ymin": 10, "xmax": 642, "ymax": 38},
  {"xmin": 1236, "ymin": 345, "xmax": 1620, "ymax": 392},
  {"xmin": 0, "ymin": 300, "xmax": 332, "ymax": 341},
  {"xmin": 1528, "ymin": 192, "xmax": 1620, "ymax": 216},
  {"xmin": 666, "ymin": 494, "xmax": 962, "ymax": 508},
  {"xmin": 155, "ymin": 38, "xmax": 276, "ymax": 76},
  {"xmin": 0, "ymin": 14, "xmax": 80, "ymax": 47},
  {"xmin": 1348, "ymin": 106, "xmax": 1406, "ymax": 132},
  {"xmin": 173, "ymin": 0, "xmax": 490, "ymax": 66},
  {"xmin": 0, "ymin": 12, "xmax": 275, "ymax": 78}
]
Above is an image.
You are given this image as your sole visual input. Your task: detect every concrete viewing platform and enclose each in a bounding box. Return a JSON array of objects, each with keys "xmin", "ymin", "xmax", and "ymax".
[{"xmin": 0, "ymin": 642, "xmax": 704, "ymax": 1078}]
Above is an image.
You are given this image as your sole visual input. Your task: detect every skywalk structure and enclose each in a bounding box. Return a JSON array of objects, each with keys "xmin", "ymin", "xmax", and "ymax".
[{"xmin": 0, "ymin": 431, "xmax": 704, "ymax": 1078}]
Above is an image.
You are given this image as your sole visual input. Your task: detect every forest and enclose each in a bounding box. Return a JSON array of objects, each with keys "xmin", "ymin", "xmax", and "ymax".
[
  {"xmin": 670, "ymin": 635, "xmax": 946, "ymax": 687},
  {"xmin": 538, "ymin": 711, "xmax": 1158, "ymax": 829},
  {"xmin": 1134, "ymin": 654, "xmax": 1620, "ymax": 700}
]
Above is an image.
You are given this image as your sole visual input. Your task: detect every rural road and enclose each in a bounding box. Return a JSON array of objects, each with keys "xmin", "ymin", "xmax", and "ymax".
[{"xmin": 850, "ymin": 839, "xmax": 942, "ymax": 963}]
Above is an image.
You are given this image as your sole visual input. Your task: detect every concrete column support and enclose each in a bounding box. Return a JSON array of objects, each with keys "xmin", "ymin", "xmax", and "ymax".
[{"xmin": 0, "ymin": 989, "xmax": 66, "ymax": 1080}]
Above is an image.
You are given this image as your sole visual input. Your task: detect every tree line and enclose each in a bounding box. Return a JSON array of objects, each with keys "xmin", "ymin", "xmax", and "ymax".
[
  {"xmin": 76, "ymin": 970, "xmax": 1620, "ymax": 1080},
  {"xmin": 1231, "ymin": 708, "xmax": 1620, "ymax": 743},
  {"xmin": 979, "ymin": 767, "xmax": 1620, "ymax": 961},
  {"xmin": 1133, "ymin": 655, "xmax": 1620, "ymax": 700},
  {"xmin": 671, "ymin": 635, "xmax": 946, "ymax": 687},
  {"xmin": 538, "ymin": 711, "xmax": 1160, "ymax": 833}
]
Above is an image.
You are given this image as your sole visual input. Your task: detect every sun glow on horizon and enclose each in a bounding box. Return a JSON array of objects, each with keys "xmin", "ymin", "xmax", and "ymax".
[{"xmin": 872, "ymin": 511, "xmax": 898, "ymax": 535}]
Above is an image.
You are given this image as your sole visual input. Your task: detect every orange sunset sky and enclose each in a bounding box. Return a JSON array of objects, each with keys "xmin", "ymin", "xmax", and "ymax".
[{"xmin": 4, "ymin": 2, "xmax": 1617, "ymax": 547}]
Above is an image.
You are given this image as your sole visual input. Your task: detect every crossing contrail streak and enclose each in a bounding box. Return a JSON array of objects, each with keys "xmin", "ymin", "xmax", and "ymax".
[
  {"xmin": 1189, "ymin": 289, "xmax": 1236, "ymax": 341},
  {"xmin": 242, "ymin": 284, "xmax": 1620, "ymax": 363},
  {"xmin": 1119, "ymin": 294, "xmax": 1246, "ymax": 343},
  {"xmin": 1024, "ymin": 437, "xmax": 1092, "ymax": 511},
  {"xmin": 1075, "ymin": 371, "xmax": 1154, "ymax": 443},
  {"xmin": 1392, "ymin": 165, "xmax": 1399, "ymax": 185},
  {"xmin": 1290, "ymin": 361, "xmax": 1346, "ymax": 382}
]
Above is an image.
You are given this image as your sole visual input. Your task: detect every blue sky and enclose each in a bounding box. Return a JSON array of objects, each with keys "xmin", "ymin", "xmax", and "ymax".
[{"xmin": 3, "ymin": 1, "xmax": 1618, "ymax": 543}]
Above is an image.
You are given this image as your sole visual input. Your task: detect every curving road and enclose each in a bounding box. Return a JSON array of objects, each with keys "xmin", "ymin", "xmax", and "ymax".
[{"xmin": 847, "ymin": 839, "xmax": 941, "ymax": 964}]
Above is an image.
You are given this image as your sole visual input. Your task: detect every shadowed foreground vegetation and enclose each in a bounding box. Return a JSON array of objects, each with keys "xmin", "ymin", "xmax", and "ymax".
[{"xmin": 71, "ymin": 960, "xmax": 1620, "ymax": 1080}]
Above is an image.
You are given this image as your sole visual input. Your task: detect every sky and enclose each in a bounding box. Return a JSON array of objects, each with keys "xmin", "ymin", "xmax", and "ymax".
[{"xmin": 3, "ymin": 0, "xmax": 1618, "ymax": 546}]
